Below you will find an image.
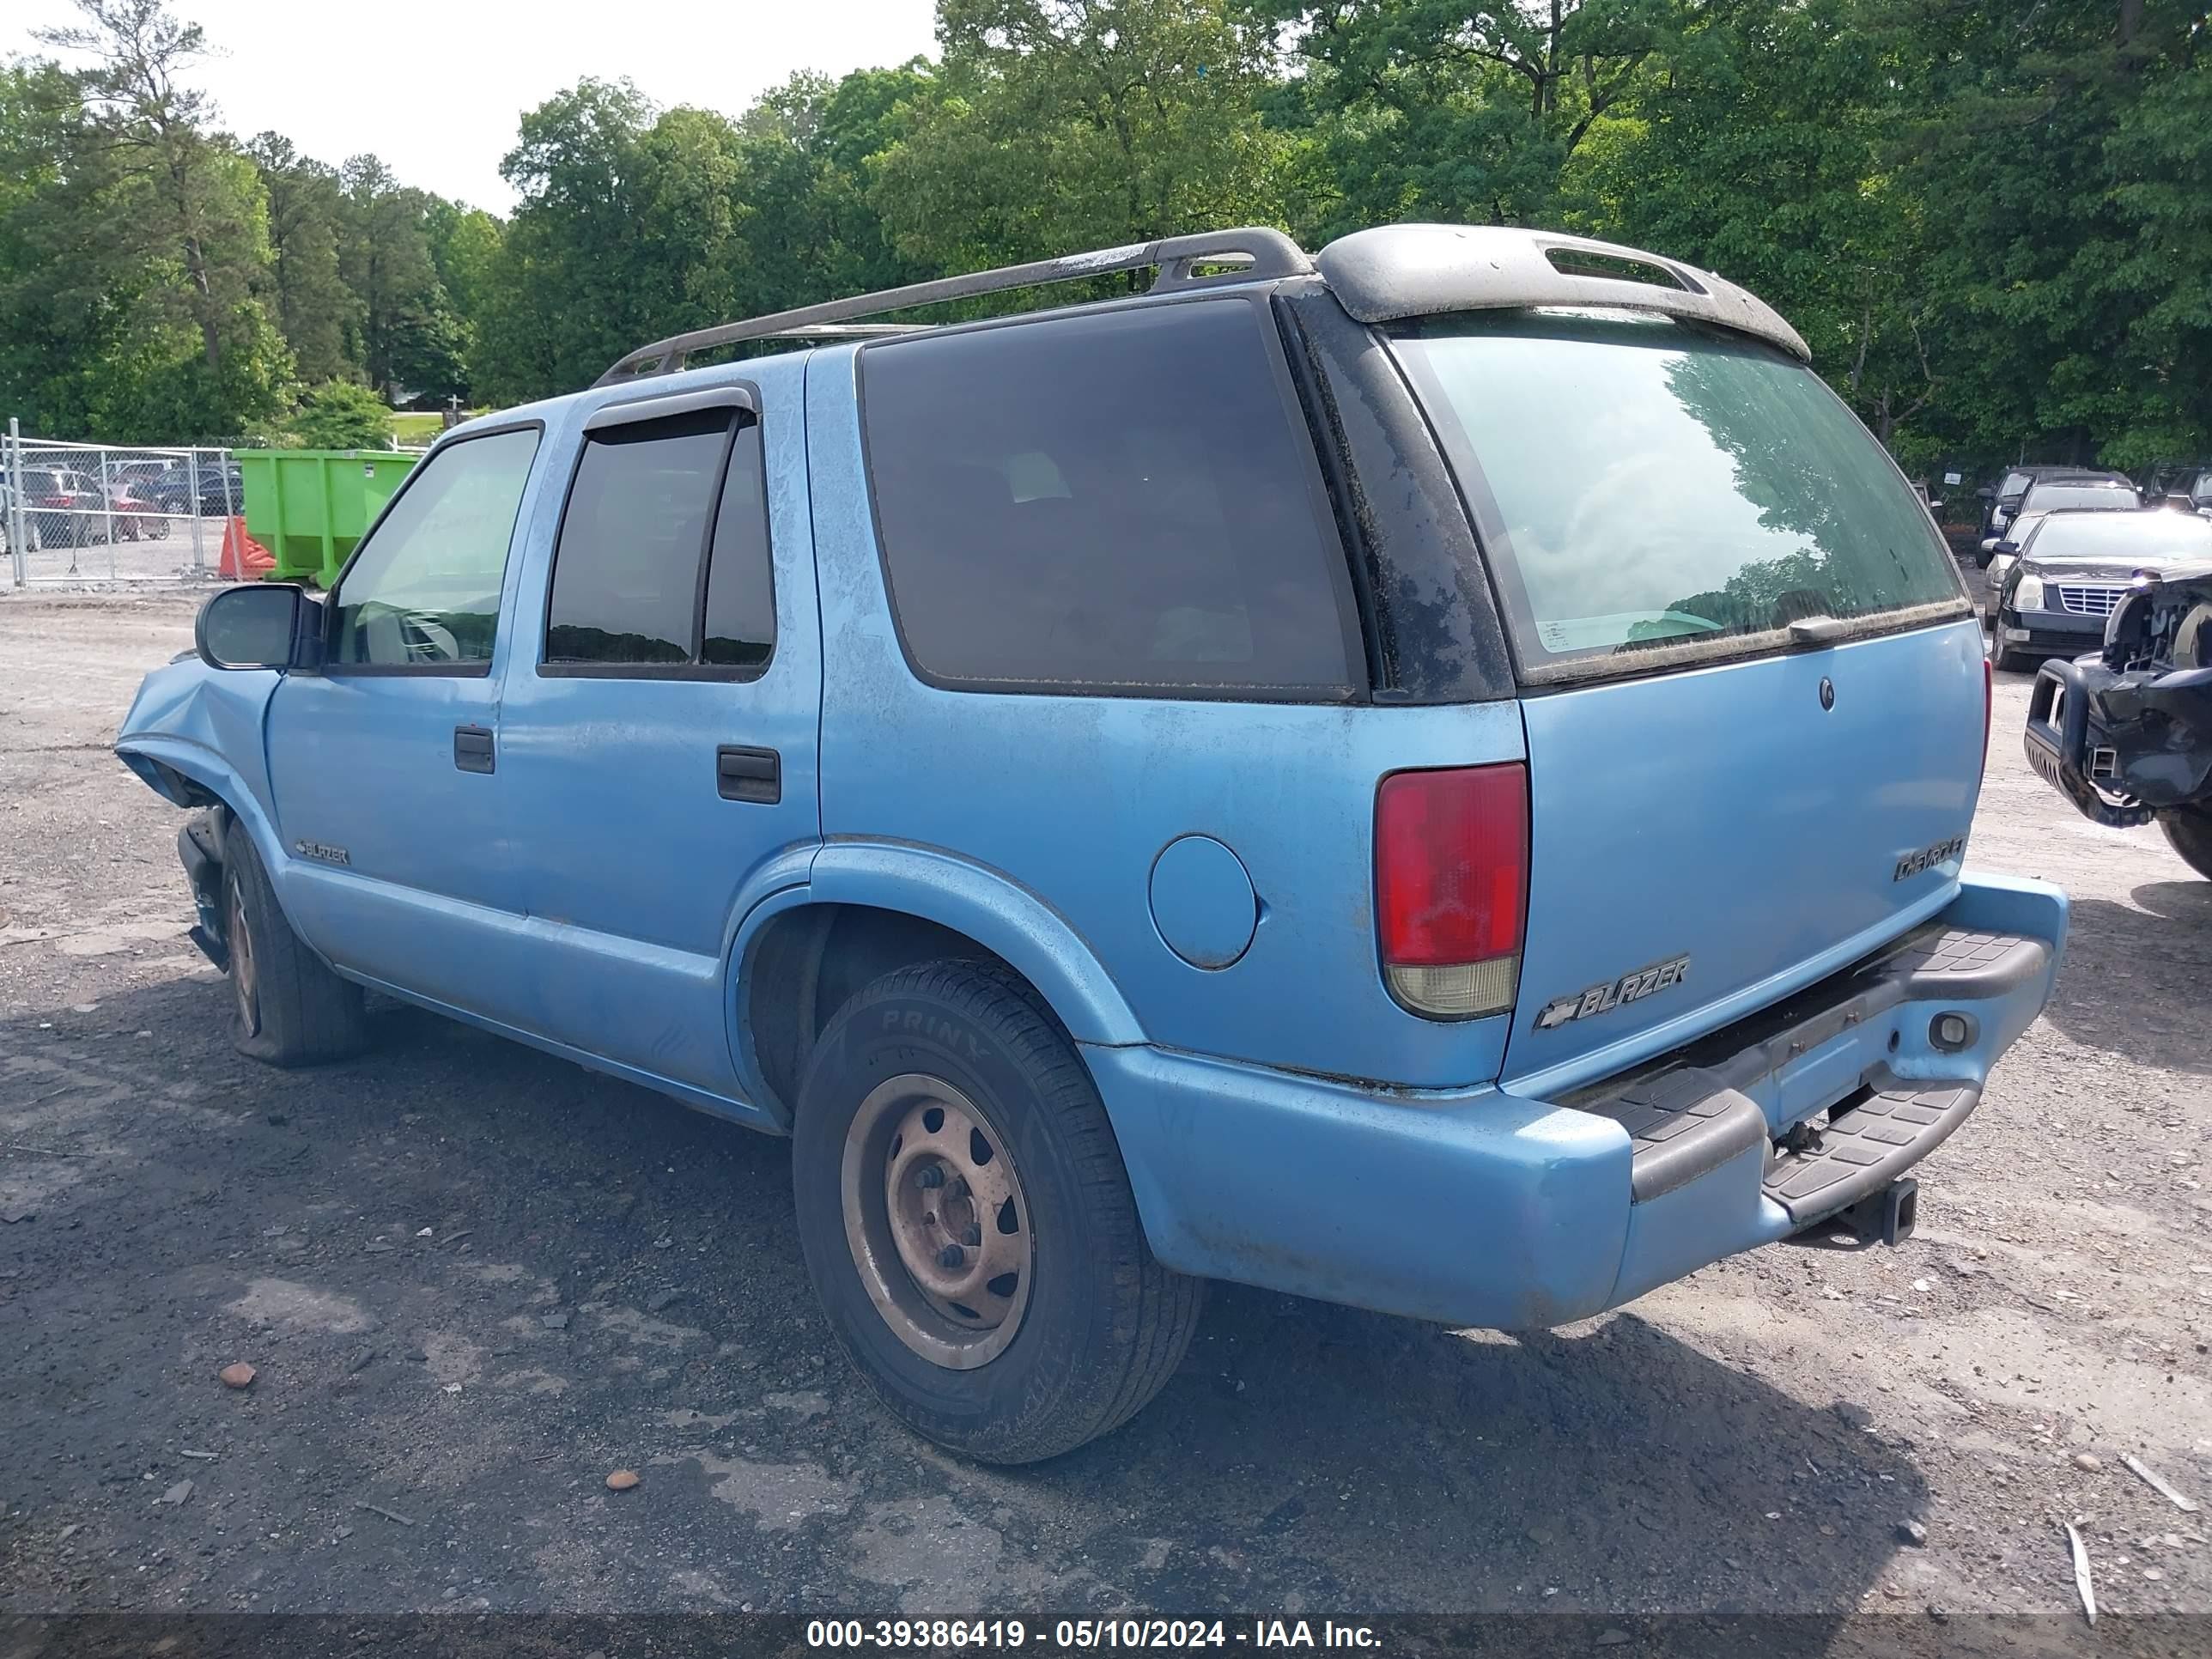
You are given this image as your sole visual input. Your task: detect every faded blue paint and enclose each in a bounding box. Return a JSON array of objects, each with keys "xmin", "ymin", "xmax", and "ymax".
[
  {"xmin": 1147, "ymin": 835, "xmax": 1258, "ymax": 969},
  {"xmin": 115, "ymin": 659, "xmax": 286, "ymax": 873},
  {"xmin": 491, "ymin": 356, "xmax": 823, "ymax": 1094},
  {"xmin": 805, "ymin": 343, "xmax": 1523, "ymax": 1089},
  {"xmin": 1505, "ymin": 616, "xmax": 1992, "ymax": 1092},
  {"xmin": 1093, "ymin": 875, "xmax": 2063, "ymax": 1328},
  {"xmin": 112, "ymin": 317, "xmax": 2069, "ymax": 1340}
]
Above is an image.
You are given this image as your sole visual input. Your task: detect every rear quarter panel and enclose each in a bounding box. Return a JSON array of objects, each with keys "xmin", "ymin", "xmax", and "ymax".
[{"xmin": 805, "ymin": 344, "xmax": 1524, "ymax": 1090}]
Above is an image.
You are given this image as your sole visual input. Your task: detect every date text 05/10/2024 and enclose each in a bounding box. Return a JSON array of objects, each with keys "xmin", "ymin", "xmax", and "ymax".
[{"xmin": 805, "ymin": 1620, "xmax": 1382, "ymax": 1650}]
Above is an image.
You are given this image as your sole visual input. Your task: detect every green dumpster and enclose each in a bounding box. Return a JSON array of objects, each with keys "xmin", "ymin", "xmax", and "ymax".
[{"xmin": 236, "ymin": 449, "xmax": 418, "ymax": 587}]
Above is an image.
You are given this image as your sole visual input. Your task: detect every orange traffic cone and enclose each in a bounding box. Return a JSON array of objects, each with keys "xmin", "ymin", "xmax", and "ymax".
[{"xmin": 217, "ymin": 516, "xmax": 276, "ymax": 580}]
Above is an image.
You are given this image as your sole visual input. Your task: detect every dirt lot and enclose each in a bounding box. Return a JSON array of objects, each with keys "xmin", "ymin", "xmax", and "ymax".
[{"xmin": 2, "ymin": 591, "xmax": 2207, "ymax": 1633}]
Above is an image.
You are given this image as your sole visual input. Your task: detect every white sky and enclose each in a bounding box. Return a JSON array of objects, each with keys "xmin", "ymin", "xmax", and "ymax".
[{"xmin": 9, "ymin": 0, "xmax": 943, "ymax": 211}]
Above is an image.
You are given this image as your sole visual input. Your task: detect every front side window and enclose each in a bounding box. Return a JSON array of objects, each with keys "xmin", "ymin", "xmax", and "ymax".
[
  {"xmin": 543, "ymin": 405, "xmax": 776, "ymax": 675},
  {"xmin": 1395, "ymin": 310, "xmax": 1966, "ymax": 679},
  {"xmin": 330, "ymin": 426, "xmax": 540, "ymax": 668},
  {"xmin": 860, "ymin": 299, "xmax": 1356, "ymax": 697}
]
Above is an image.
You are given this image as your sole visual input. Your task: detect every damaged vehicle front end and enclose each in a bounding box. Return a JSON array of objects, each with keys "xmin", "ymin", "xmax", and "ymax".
[{"xmin": 2024, "ymin": 562, "xmax": 2212, "ymax": 877}]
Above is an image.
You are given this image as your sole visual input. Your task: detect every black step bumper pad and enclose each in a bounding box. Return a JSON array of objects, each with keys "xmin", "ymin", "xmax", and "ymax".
[
  {"xmin": 1575, "ymin": 919, "xmax": 2045, "ymax": 1227},
  {"xmin": 1588, "ymin": 1066, "xmax": 1768, "ymax": 1205},
  {"xmin": 1760, "ymin": 1073, "xmax": 1979, "ymax": 1226}
]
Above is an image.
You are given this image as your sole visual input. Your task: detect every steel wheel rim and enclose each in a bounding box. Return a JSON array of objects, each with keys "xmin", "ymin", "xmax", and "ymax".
[
  {"xmin": 228, "ymin": 884, "xmax": 258, "ymax": 1036},
  {"xmin": 841, "ymin": 1073, "xmax": 1034, "ymax": 1370}
]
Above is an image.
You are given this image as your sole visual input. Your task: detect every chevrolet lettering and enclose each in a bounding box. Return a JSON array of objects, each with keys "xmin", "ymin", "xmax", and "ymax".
[{"xmin": 1893, "ymin": 836, "xmax": 1967, "ymax": 881}]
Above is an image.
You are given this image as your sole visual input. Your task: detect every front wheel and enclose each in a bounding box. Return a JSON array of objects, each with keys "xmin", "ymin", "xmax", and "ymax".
[
  {"xmin": 1989, "ymin": 617, "xmax": 2032, "ymax": 674},
  {"xmin": 221, "ymin": 823, "xmax": 369, "ymax": 1066},
  {"xmin": 2160, "ymin": 804, "xmax": 2212, "ymax": 880},
  {"xmin": 793, "ymin": 959, "xmax": 1201, "ymax": 1463}
]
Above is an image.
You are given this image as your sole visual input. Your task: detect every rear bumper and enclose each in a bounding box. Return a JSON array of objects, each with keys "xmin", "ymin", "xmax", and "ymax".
[{"xmin": 1088, "ymin": 873, "xmax": 2065, "ymax": 1329}]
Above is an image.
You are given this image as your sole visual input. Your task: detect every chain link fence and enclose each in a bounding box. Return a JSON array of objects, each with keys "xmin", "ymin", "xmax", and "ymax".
[{"xmin": 3, "ymin": 424, "xmax": 242, "ymax": 586}]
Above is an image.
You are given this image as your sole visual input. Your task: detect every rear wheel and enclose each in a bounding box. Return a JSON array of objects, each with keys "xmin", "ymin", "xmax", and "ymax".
[
  {"xmin": 2160, "ymin": 804, "xmax": 2212, "ymax": 880},
  {"xmin": 221, "ymin": 824, "xmax": 368, "ymax": 1066},
  {"xmin": 793, "ymin": 958, "xmax": 1201, "ymax": 1463}
]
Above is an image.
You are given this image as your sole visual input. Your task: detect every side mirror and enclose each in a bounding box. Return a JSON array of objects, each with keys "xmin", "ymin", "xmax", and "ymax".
[
  {"xmin": 196, "ymin": 582, "xmax": 316, "ymax": 671},
  {"xmin": 1979, "ymin": 538, "xmax": 2001, "ymax": 555},
  {"xmin": 1975, "ymin": 485, "xmax": 1996, "ymax": 500}
]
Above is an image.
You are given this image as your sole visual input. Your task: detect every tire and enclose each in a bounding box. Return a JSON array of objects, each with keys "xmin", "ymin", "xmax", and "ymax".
[
  {"xmin": 2160, "ymin": 804, "xmax": 2212, "ymax": 880},
  {"xmin": 793, "ymin": 958, "xmax": 1201, "ymax": 1463},
  {"xmin": 1989, "ymin": 616, "xmax": 2032, "ymax": 674},
  {"xmin": 220, "ymin": 823, "xmax": 369, "ymax": 1066}
]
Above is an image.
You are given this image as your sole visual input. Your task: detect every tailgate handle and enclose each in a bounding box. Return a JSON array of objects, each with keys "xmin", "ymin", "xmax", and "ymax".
[
  {"xmin": 717, "ymin": 744, "xmax": 781, "ymax": 804},
  {"xmin": 453, "ymin": 725, "xmax": 495, "ymax": 775}
]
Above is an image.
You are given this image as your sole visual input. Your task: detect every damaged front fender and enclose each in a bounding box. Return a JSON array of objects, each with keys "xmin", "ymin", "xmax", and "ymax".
[{"xmin": 113, "ymin": 655, "xmax": 287, "ymax": 878}]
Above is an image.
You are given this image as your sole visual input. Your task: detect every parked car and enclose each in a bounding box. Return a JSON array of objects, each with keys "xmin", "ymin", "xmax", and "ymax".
[
  {"xmin": 1978, "ymin": 465, "xmax": 2130, "ymax": 547},
  {"xmin": 2023, "ymin": 548, "xmax": 2212, "ymax": 878},
  {"xmin": 21, "ymin": 465, "xmax": 106, "ymax": 547},
  {"xmin": 117, "ymin": 224, "xmax": 2066, "ymax": 1462},
  {"xmin": 1990, "ymin": 509, "xmax": 2212, "ymax": 672},
  {"xmin": 149, "ymin": 460, "xmax": 243, "ymax": 516},
  {"xmin": 1979, "ymin": 475, "xmax": 2141, "ymax": 572},
  {"xmin": 2129, "ymin": 459, "xmax": 2212, "ymax": 507},
  {"xmin": 89, "ymin": 475, "xmax": 170, "ymax": 541}
]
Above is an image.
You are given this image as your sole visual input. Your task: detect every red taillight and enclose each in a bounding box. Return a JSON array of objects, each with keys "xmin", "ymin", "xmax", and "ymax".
[{"xmin": 1375, "ymin": 763, "xmax": 1528, "ymax": 1018}]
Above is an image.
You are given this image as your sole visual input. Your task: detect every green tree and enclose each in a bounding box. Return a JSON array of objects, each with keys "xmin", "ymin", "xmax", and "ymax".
[
  {"xmin": 336, "ymin": 152, "xmax": 466, "ymax": 399},
  {"xmin": 15, "ymin": 0, "xmax": 290, "ymax": 437},
  {"xmin": 246, "ymin": 131, "xmax": 357, "ymax": 383},
  {"xmin": 870, "ymin": 0, "xmax": 1292, "ymax": 272},
  {"xmin": 1887, "ymin": 0, "xmax": 2212, "ymax": 469},
  {"xmin": 1263, "ymin": 0, "xmax": 1682, "ymax": 238}
]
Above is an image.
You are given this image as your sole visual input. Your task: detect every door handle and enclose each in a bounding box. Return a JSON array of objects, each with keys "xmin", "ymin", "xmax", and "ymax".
[
  {"xmin": 716, "ymin": 744, "xmax": 780, "ymax": 804},
  {"xmin": 453, "ymin": 725, "xmax": 495, "ymax": 775}
]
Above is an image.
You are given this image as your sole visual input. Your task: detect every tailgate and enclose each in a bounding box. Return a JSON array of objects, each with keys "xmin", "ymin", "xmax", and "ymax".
[{"xmin": 1504, "ymin": 619, "xmax": 1987, "ymax": 1084}]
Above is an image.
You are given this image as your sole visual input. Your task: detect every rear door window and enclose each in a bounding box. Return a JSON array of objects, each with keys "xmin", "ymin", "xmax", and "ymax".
[
  {"xmin": 544, "ymin": 405, "xmax": 776, "ymax": 676},
  {"xmin": 860, "ymin": 298, "xmax": 1358, "ymax": 698},
  {"xmin": 1393, "ymin": 310, "xmax": 1967, "ymax": 682}
]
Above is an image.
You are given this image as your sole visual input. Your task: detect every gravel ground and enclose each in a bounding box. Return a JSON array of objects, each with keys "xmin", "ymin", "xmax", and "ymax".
[{"xmin": 1, "ymin": 590, "xmax": 2206, "ymax": 1634}]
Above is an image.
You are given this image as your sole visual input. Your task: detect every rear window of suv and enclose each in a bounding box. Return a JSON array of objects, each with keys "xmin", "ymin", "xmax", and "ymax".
[
  {"xmin": 860, "ymin": 299, "xmax": 1358, "ymax": 698},
  {"xmin": 1393, "ymin": 309, "xmax": 1966, "ymax": 681},
  {"xmin": 2017, "ymin": 483, "xmax": 2135, "ymax": 514}
]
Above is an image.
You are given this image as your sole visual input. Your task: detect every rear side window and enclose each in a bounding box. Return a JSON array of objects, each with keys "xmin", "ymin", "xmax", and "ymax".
[
  {"xmin": 860, "ymin": 299, "xmax": 1357, "ymax": 697},
  {"xmin": 544, "ymin": 404, "xmax": 775, "ymax": 676},
  {"xmin": 1394, "ymin": 311, "xmax": 1966, "ymax": 681}
]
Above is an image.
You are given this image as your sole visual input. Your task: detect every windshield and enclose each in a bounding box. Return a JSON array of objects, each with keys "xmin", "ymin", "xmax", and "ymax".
[
  {"xmin": 2026, "ymin": 513, "xmax": 2212, "ymax": 562},
  {"xmin": 1393, "ymin": 310, "xmax": 1965, "ymax": 675},
  {"xmin": 2020, "ymin": 484, "xmax": 2134, "ymax": 514}
]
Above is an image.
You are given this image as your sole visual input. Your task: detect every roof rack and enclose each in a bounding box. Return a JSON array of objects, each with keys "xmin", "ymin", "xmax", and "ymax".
[{"xmin": 592, "ymin": 228, "xmax": 1312, "ymax": 387}]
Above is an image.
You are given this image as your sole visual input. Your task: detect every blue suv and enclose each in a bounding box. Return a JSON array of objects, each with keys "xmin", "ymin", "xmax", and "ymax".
[{"xmin": 118, "ymin": 225, "xmax": 2066, "ymax": 1462}]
